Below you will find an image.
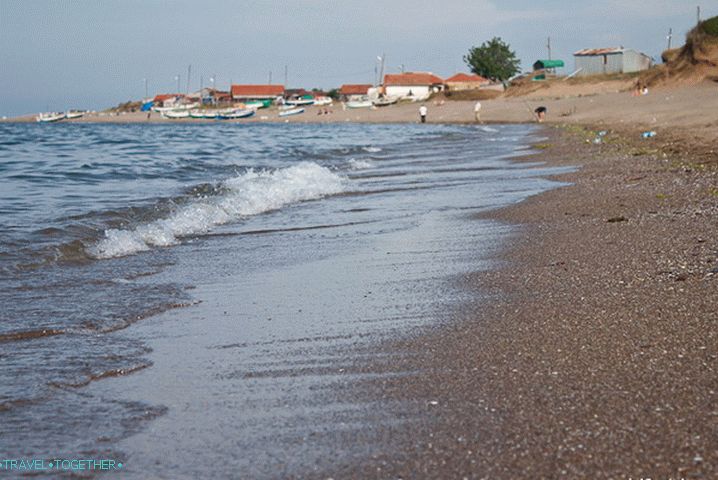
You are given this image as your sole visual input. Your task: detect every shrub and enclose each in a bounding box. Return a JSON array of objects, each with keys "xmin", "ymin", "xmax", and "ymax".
[{"xmin": 701, "ymin": 16, "xmax": 718, "ymax": 36}]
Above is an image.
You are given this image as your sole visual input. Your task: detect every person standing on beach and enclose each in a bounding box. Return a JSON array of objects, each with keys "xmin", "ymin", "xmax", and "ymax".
[
  {"xmin": 534, "ymin": 106, "xmax": 547, "ymax": 122},
  {"xmin": 419, "ymin": 104, "xmax": 428, "ymax": 123},
  {"xmin": 474, "ymin": 101, "xmax": 482, "ymax": 122}
]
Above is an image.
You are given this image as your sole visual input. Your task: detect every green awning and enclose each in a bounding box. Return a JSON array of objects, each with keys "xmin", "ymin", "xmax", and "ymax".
[{"xmin": 533, "ymin": 59, "xmax": 565, "ymax": 70}]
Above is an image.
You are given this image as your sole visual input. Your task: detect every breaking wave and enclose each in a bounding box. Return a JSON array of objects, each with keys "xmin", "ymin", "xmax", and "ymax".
[
  {"xmin": 347, "ymin": 159, "xmax": 374, "ymax": 170},
  {"xmin": 361, "ymin": 146, "xmax": 382, "ymax": 153},
  {"xmin": 88, "ymin": 162, "xmax": 345, "ymax": 258}
]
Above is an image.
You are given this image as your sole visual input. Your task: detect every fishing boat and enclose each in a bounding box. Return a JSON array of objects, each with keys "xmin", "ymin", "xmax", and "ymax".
[
  {"xmin": 372, "ymin": 96, "xmax": 398, "ymax": 107},
  {"xmin": 285, "ymin": 97, "xmax": 314, "ymax": 106},
  {"xmin": 278, "ymin": 107, "xmax": 305, "ymax": 117},
  {"xmin": 312, "ymin": 96, "xmax": 333, "ymax": 106},
  {"xmin": 65, "ymin": 110, "xmax": 85, "ymax": 119},
  {"xmin": 161, "ymin": 110, "xmax": 191, "ymax": 119},
  {"xmin": 345, "ymin": 100, "xmax": 373, "ymax": 109},
  {"xmin": 152, "ymin": 103, "xmax": 199, "ymax": 114},
  {"xmin": 217, "ymin": 109, "xmax": 255, "ymax": 120},
  {"xmin": 245, "ymin": 99, "xmax": 272, "ymax": 109},
  {"xmin": 36, "ymin": 112, "xmax": 66, "ymax": 123},
  {"xmin": 189, "ymin": 109, "xmax": 219, "ymax": 119}
]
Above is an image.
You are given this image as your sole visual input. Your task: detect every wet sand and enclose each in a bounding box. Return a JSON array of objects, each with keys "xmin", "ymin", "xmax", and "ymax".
[
  {"xmin": 76, "ymin": 124, "xmax": 570, "ymax": 478},
  {"xmin": 328, "ymin": 127, "xmax": 718, "ymax": 478}
]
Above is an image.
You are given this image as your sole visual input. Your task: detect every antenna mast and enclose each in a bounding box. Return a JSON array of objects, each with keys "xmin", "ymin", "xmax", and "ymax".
[
  {"xmin": 186, "ymin": 65, "xmax": 191, "ymax": 94},
  {"xmin": 547, "ymin": 37, "xmax": 552, "ymax": 61}
]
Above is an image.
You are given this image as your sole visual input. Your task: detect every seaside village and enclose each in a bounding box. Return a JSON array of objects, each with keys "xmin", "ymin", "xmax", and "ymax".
[{"xmin": 35, "ymin": 46, "xmax": 655, "ymax": 122}]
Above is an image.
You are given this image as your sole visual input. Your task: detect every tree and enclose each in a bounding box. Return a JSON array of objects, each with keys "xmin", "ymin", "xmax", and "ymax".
[{"xmin": 464, "ymin": 37, "xmax": 521, "ymax": 82}]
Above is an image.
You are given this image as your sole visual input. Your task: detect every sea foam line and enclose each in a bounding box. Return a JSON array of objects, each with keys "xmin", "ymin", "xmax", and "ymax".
[{"xmin": 88, "ymin": 162, "xmax": 344, "ymax": 259}]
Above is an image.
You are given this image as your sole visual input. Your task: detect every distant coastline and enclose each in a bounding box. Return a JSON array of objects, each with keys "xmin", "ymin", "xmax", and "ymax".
[{"xmin": 4, "ymin": 80, "xmax": 718, "ymax": 152}]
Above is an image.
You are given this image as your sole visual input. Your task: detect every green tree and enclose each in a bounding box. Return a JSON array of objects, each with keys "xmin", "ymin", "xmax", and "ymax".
[{"xmin": 463, "ymin": 37, "xmax": 521, "ymax": 82}]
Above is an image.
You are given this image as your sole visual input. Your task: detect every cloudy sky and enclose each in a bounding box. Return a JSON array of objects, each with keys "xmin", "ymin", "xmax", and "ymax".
[{"xmin": 0, "ymin": 0, "xmax": 713, "ymax": 116}]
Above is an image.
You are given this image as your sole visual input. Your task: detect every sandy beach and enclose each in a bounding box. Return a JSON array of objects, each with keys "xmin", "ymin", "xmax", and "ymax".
[
  {"xmin": 323, "ymin": 124, "xmax": 718, "ymax": 478},
  {"xmin": 8, "ymin": 79, "xmax": 718, "ymax": 152},
  {"xmin": 2, "ymin": 79, "xmax": 716, "ymax": 477},
  {"xmin": 5, "ymin": 1, "xmax": 718, "ymax": 476}
]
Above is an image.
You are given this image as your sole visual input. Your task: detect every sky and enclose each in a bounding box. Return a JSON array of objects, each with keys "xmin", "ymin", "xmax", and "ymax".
[{"xmin": 0, "ymin": 0, "xmax": 715, "ymax": 116}]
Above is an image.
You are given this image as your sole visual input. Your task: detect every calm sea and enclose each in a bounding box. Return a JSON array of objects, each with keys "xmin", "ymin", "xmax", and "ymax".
[{"xmin": 0, "ymin": 122, "xmax": 569, "ymax": 477}]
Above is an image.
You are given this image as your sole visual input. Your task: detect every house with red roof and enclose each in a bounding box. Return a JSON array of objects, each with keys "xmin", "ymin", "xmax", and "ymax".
[
  {"xmin": 339, "ymin": 84, "xmax": 372, "ymax": 101},
  {"xmin": 444, "ymin": 73, "xmax": 490, "ymax": 91},
  {"xmin": 230, "ymin": 84, "xmax": 285, "ymax": 102},
  {"xmin": 383, "ymin": 72, "xmax": 444, "ymax": 100}
]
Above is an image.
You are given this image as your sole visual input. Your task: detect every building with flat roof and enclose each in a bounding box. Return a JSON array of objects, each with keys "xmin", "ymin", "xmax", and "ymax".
[{"xmin": 573, "ymin": 48, "xmax": 652, "ymax": 76}]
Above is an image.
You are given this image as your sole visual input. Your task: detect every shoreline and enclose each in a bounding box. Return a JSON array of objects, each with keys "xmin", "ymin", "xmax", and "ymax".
[
  {"xmin": 3, "ymin": 84, "xmax": 716, "ymax": 476},
  {"xmin": 5, "ymin": 80, "xmax": 717, "ymax": 162},
  {"xmin": 74, "ymin": 123, "xmax": 561, "ymax": 478},
  {"xmin": 327, "ymin": 125, "xmax": 717, "ymax": 478}
]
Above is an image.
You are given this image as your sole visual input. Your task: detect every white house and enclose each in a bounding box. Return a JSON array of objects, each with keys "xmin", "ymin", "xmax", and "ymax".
[{"xmin": 383, "ymin": 72, "xmax": 444, "ymax": 100}]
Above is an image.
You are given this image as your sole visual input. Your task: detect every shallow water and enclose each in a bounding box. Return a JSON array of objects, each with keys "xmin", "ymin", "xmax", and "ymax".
[{"xmin": 0, "ymin": 122, "xmax": 570, "ymax": 476}]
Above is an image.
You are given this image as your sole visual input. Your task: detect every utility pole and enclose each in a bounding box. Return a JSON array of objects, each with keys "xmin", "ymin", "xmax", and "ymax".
[
  {"xmin": 186, "ymin": 65, "xmax": 191, "ymax": 94},
  {"xmin": 547, "ymin": 37, "xmax": 552, "ymax": 61},
  {"xmin": 378, "ymin": 53, "xmax": 386, "ymax": 86},
  {"xmin": 400, "ymin": 64, "xmax": 405, "ymax": 73},
  {"xmin": 697, "ymin": 5, "xmax": 701, "ymax": 24},
  {"xmin": 667, "ymin": 28, "xmax": 673, "ymax": 50}
]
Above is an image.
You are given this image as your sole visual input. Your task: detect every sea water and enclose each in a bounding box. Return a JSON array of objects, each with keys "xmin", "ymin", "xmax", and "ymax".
[{"xmin": 0, "ymin": 122, "xmax": 570, "ymax": 476}]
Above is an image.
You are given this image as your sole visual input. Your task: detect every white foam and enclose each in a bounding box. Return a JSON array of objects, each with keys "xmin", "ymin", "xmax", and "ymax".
[
  {"xmin": 89, "ymin": 162, "xmax": 345, "ymax": 259},
  {"xmin": 347, "ymin": 158, "xmax": 374, "ymax": 170},
  {"xmin": 479, "ymin": 126, "xmax": 499, "ymax": 133},
  {"xmin": 361, "ymin": 146, "xmax": 382, "ymax": 153}
]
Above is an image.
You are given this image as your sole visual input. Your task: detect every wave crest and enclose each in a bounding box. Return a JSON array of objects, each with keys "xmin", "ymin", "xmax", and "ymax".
[{"xmin": 88, "ymin": 162, "xmax": 344, "ymax": 259}]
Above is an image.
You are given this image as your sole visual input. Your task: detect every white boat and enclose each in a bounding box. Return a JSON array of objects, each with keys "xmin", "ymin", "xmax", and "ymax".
[
  {"xmin": 65, "ymin": 110, "xmax": 85, "ymax": 119},
  {"xmin": 345, "ymin": 100, "xmax": 373, "ymax": 109},
  {"xmin": 245, "ymin": 100, "xmax": 270, "ymax": 109},
  {"xmin": 36, "ymin": 112, "xmax": 66, "ymax": 123},
  {"xmin": 152, "ymin": 105, "xmax": 177, "ymax": 113},
  {"xmin": 285, "ymin": 98, "xmax": 314, "ymax": 106},
  {"xmin": 161, "ymin": 110, "xmax": 191, "ymax": 119},
  {"xmin": 372, "ymin": 96, "xmax": 398, "ymax": 107},
  {"xmin": 313, "ymin": 96, "xmax": 333, "ymax": 106},
  {"xmin": 217, "ymin": 108, "xmax": 255, "ymax": 120},
  {"xmin": 278, "ymin": 107, "xmax": 305, "ymax": 117},
  {"xmin": 278, "ymin": 104, "xmax": 298, "ymax": 111},
  {"xmin": 152, "ymin": 103, "xmax": 200, "ymax": 113},
  {"xmin": 189, "ymin": 109, "xmax": 218, "ymax": 119}
]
